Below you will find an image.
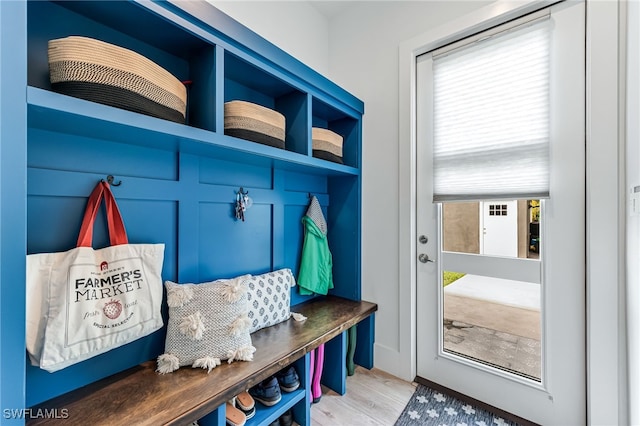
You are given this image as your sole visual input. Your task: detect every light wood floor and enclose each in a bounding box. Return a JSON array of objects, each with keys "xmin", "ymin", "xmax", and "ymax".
[{"xmin": 310, "ymin": 366, "xmax": 416, "ymax": 426}]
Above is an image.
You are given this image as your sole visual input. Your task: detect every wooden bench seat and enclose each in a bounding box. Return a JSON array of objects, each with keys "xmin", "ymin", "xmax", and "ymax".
[{"xmin": 28, "ymin": 296, "xmax": 377, "ymax": 426}]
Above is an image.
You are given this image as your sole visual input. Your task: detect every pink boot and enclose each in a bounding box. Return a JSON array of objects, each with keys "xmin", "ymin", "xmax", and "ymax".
[{"xmin": 312, "ymin": 343, "xmax": 325, "ymax": 403}]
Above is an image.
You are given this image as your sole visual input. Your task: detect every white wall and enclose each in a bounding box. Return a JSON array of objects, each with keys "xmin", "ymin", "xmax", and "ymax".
[
  {"xmin": 586, "ymin": 1, "xmax": 628, "ymax": 424},
  {"xmin": 209, "ymin": 1, "xmax": 330, "ymax": 76},
  {"xmin": 626, "ymin": 1, "xmax": 639, "ymax": 423}
]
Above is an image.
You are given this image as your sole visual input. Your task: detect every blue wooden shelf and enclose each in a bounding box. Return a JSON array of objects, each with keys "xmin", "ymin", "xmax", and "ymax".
[
  {"xmin": 27, "ymin": 87, "xmax": 360, "ymax": 178},
  {"xmin": 249, "ymin": 389, "xmax": 306, "ymax": 426}
]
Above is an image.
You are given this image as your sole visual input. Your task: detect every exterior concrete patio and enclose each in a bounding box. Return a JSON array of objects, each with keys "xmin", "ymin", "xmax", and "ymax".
[{"xmin": 442, "ymin": 274, "xmax": 541, "ymax": 380}]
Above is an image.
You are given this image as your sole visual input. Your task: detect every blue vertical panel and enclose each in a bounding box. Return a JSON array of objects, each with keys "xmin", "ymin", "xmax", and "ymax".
[
  {"xmin": 328, "ymin": 175, "xmax": 360, "ymax": 301},
  {"xmin": 330, "ymin": 117, "xmax": 360, "ymax": 169},
  {"xmin": 322, "ymin": 332, "xmax": 347, "ymax": 395},
  {"xmin": 276, "ymin": 91, "xmax": 308, "ymax": 155},
  {"xmin": 0, "ymin": 0, "xmax": 27, "ymax": 422},
  {"xmin": 177, "ymin": 154, "xmax": 201, "ymax": 283},
  {"xmin": 187, "ymin": 45, "xmax": 217, "ymax": 131},
  {"xmin": 272, "ymin": 170, "xmax": 286, "ymax": 271},
  {"xmin": 354, "ymin": 314, "xmax": 375, "ymax": 370},
  {"xmin": 215, "ymin": 46, "xmax": 225, "ymax": 134},
  {"xmin": 292, "ymin": 353, "xmax": 311, "ymax": 426}
]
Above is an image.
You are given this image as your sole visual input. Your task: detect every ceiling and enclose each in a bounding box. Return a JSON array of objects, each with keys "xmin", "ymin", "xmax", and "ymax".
[{"xmin": 307, "ymin": 1, "xmax": 355, "ymax": 19}]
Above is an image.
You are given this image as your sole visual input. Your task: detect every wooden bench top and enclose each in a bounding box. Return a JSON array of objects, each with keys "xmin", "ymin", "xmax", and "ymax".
[{"xmin": 28, "ymin": 296, "xmax": 377, "ymax": 426}]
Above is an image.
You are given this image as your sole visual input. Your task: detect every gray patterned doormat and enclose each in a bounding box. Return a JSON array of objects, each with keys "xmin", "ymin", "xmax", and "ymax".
[{"xmin": 394, "ymin": 384, "xmax": 520, "ymax": 426}]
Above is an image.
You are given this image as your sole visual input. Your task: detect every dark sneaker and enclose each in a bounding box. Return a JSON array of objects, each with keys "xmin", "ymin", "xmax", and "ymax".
[
  {"xmin": 279, "ymin": 409, "xmax": 293, "ymax": 426},
  {"xmin": 249, "ymin": 376, "xmax": 282, "ymax": 406},
  {"xmin": 276, "ymin": 366, "xmax": 300, "ymax": 392}
]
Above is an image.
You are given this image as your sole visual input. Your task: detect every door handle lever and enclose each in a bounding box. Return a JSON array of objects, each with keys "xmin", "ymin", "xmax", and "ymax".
[{"xmin": 418, "ymin": 253, "xmax": 434, "ymax": 263}]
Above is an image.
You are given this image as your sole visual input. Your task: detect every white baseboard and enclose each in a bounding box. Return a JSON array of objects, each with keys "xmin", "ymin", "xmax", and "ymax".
[{"xmin": 374, "ymin": 342, "xmax": 414, "ymax": 382}]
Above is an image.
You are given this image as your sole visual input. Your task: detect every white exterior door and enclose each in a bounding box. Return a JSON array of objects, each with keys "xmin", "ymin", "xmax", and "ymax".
[
  {"xmin": 415, "ymin": 2, "xmax": 585, "ymax": 423},
  {"xmin": 481, "ymin": 200, "xmax": 518, "ymax": 257}
]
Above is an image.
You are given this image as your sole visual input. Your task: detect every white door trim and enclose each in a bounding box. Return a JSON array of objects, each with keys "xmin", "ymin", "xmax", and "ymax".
[{"xmin": 398, "ymin": 0, "xmax": 628, "ymax": 423}]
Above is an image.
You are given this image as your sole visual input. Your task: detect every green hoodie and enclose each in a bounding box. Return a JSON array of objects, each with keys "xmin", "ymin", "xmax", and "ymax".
[{"xmin": 297, "ymin": 215, "xmax": 334, "ymax": 295}]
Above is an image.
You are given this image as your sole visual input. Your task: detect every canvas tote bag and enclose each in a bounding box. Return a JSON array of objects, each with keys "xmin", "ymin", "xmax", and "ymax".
[{"xmin": 26, "ymin": 181, "xmax": 165, "ymax": 372}]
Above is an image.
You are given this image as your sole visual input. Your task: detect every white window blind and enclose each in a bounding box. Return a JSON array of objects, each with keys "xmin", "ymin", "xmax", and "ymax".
[{"xmin": 432, "ymin": 18, "xmax": 551, "ymax": 202}]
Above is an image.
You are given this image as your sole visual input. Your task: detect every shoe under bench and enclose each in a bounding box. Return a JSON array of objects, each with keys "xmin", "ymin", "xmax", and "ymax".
[{"xmin": 27, "ymin": 296, "xmax": 377, "ymax": 426}]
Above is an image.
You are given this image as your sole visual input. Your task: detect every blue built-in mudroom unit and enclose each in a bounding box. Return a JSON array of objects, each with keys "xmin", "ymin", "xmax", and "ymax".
[{"xmin": 0, "ymin": 1, "xmax": 372, "ymax": 424}]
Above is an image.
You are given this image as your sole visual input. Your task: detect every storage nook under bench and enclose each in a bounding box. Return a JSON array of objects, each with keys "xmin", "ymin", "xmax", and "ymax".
[{"xmin": 0, "ymin": 0, "xmax": 374, "ymax": 425}]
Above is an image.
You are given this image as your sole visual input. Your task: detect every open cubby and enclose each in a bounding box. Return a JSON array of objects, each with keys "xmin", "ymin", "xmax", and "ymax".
[
  {"xmin": 312, "ymin": 97, "xmax": 360, "ymax": 168},
  {"xmin": 27, "ymin": 0, "xmax": 218, "ymax": 131},
  {"xmin": 2, "ymin": 1, "xmax": 370, "ymax": 425},
  {"xmin": 224, "ymin": 51, "xmax": 309, "ymax": 155}
]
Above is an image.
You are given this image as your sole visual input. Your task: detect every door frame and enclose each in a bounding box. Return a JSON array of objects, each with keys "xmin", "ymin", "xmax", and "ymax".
[{"xmin": 398, "ymin": 0, "xmax": 628, "ymax": 423}]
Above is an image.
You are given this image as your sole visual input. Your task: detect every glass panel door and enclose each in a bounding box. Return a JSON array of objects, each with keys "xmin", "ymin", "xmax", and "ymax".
[{"xmin": 442, "ymin": 199, "xmax": 542, "ymax": 380}]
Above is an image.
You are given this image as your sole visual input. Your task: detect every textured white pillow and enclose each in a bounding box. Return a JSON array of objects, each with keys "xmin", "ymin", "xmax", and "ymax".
[
  {"xmin": 246, "ymin": 268, "xmax": 296, "ymax": 333},
  {"xmin": 156, "ymin": 275, "xmax": 255, "ymax": 374}
]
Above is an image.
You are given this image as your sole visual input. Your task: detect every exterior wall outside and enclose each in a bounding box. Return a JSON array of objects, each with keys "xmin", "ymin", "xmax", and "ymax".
[
  {"xmin": 442, "ymin": 200, "xmax": 530, "ymax": 258},
  {"xmin": 443, "ymin": 202, "xmax": 480, "ymax": 254},
  {"xmin": 517, "ymin": 200, "xmax": 528, "ymax": 258}
]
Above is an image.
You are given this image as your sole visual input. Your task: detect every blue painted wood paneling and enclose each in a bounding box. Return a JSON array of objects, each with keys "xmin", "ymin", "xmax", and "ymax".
[
  {"xmin": 28, "ymin": 129, "xmax": 179, "ymax": 181},
  {"xmin": 198, "ymin": 202, "xmax": 272, "ymax": 280},
  {"xmin": 199, "ymin": 157, "xmax": 272, "ymax": 189},
  {"xmin": 8, "ymin": 1, "xmax": 366, "ymax": 421},
  {"xmin": 0, "ymin": 0, "xmax": 27, "ymax": 422}
]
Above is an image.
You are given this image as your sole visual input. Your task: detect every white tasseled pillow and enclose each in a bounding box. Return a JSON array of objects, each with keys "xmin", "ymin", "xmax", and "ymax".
[{"xmin": 157, "ymin": 275, "xmax": 255, "ymax": 374}]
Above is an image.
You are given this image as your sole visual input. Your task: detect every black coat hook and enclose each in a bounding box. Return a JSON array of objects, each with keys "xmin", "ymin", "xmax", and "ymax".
[
  {"xmin": 236, "ymin": 187, "xmax": 249, "ymax": 196},
  {"xmin": 105, "ymin": 175, "xmax": 122, "ymax": 186}
]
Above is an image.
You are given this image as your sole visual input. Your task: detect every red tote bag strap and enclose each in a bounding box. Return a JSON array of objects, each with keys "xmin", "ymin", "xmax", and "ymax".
[
  {"xmin": 76, "ymin": 181, "xmax": 128, "ymax": 247},
  {"xmin": 76, "ymin": 182, "xmax": 105, "ymax": 247},
  {"xmin": 102, "ymin": 182, "xmax": 128, "ymax": 245}
]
